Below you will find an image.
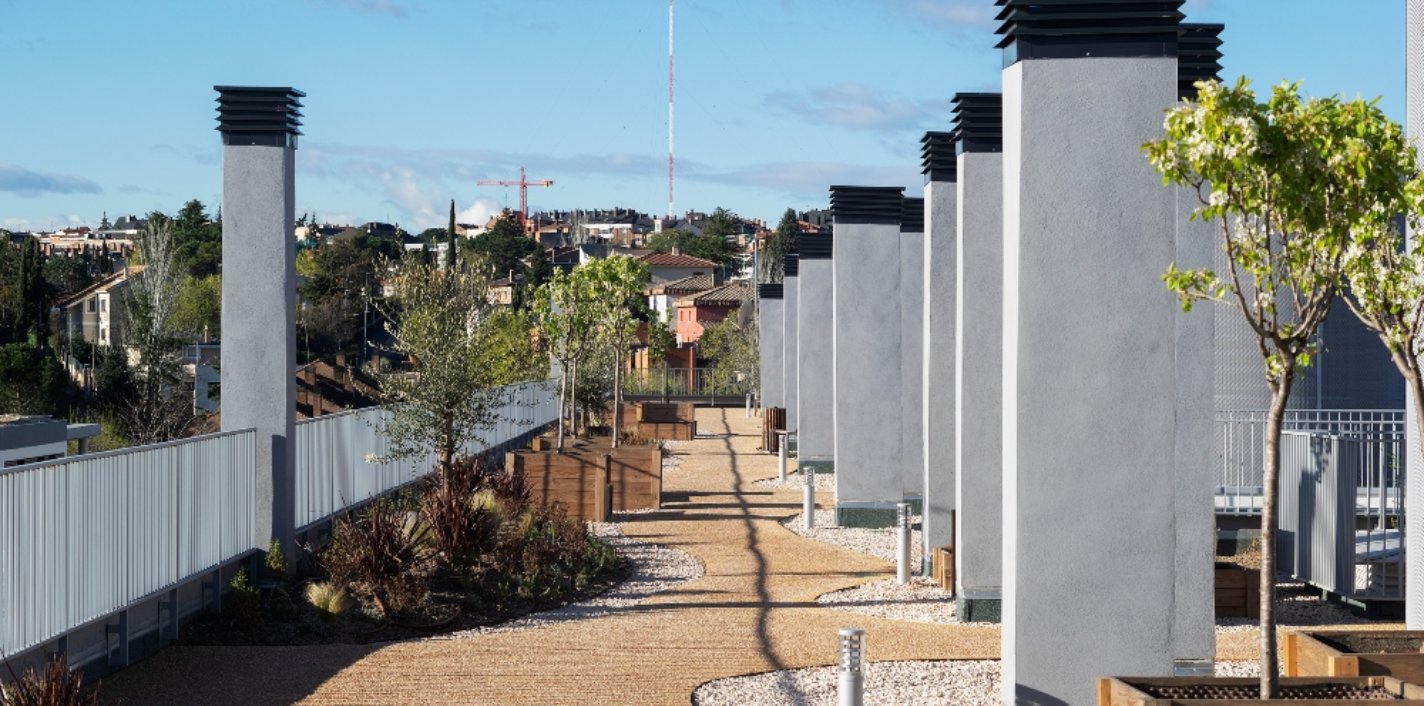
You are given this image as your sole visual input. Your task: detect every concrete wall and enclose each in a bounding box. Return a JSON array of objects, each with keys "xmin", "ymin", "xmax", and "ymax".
[
  {"xmin": 797, "ymin": 254, "xmax": 835, "ymax": 471},
  {"xmin": 954, "ymin": 151, "xmax": 1003, "ymax": 620},
  {"xmin": 783, "ymin": 274, "xmax": 800, "ymax": 433},
  {"xmin": 900, "ymin": 227, "xmax": 924, "ymax": 504},
  {"xmin": 922, "ymin": 180, "xmax": 957, "ymax": 565},
  {"xmin": 759, "ymin": 296, "xmax": 784, "ymax": 409},
  {"xmin": 834, "ymin": 220, "xmax": 903, "ymax": 525},
  {"xmin": 221, "ymin": 144, "xmax": 297, "ymax": 555},
  {"xmin": 1001, "ymin": 56, "xmax": 1213, "ymax": 703}
]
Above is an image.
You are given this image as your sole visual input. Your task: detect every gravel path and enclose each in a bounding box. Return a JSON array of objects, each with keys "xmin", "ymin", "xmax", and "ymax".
[
  {"xmin": 817, "ymin": 577, "xmax": 967, "ymax": 626},
  {"xmin": 434, "ymin": 517, "xmax": 704, "ymax": 638},
  {"xmin": 782, "ymin": 509, "xmax": 923, "ymax": 569}
]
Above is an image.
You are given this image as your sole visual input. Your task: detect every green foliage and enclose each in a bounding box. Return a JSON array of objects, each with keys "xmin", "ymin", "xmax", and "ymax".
[
  {"xmin": 266, "ymin": 538, "xmax": 288, "ymax": 577},
  {"xmin": 760, "ymin": 208, "xmax": 800, "ymax": 282},
  {"xmin": 646, "ymin": 310, "xmax": 677, "ymax": 366},
  {"xmin": 463, "ymin": 211, "xmax": 536, "ymax": 280},
  {"xmin": 320, "ymin": 499, "xmax": 431, "ymax": 617},
  {"xmin": 17, "ymin": 236, "xmax": 48, "ymax": 343},
  {"xmin": 583, "ymin": 255, "xmax": 650, "ymax": 445},
  {"xmin": 303, "ymin": 581, "xmax": 352, "ymax": 622},
  {"xmin": 474, "ymin": 307, "xmax": 547, "ymax": 386},
  {"xmin": 698, "ymin": 312, "xmax": 758, "ymax": 394},
  {"xmin": 645, "ymin": 228, "xmax": 740, "ymax": 270},
  {"xmin": 171, "ymin": 274, "xmax": 221, "ymax": 341},
  {"xmin": 373, "ymin": 259, "xmax": 512, "ymax": 475},
  {"xmin": 532, "ymin": 266, "xmax": 600, "ymax": 446},
  {"xmin": 168, "ymin": 199, "xmax": 223, "ymax": 279},
  {"xmin": 43, "ymin": 254, "xmax": 93, "ymax": 300},
  {"xmin": 228, "ymin": 567, "xmax": 262, "ymax": 628},
  {"xmin": 0, "ymin": 342, "xmax": 69, "ymax": 416},
  {"xmin": 119, "ymin": 220, "xmax": 192, "ymax": 444},
  {"xmin": 0, "ymin": 653, "xmax": 100, "ymax": 706},
  {"xmin": 446, "ymin": 199, "xmax": 458, "ymax": 270}
]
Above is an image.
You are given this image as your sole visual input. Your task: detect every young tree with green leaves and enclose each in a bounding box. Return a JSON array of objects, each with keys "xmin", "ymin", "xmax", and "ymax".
[
  {"xmin": 1145, "ymin": 78, "xmax": 1410, "ymax": 696},
  {"xmin": 698, "ymin": 306, "xmax": 758, "ymax": 395},
  {"xmin": 532, "ymin": 267, "xmax": 598, "ymax": 450},
  {"xmin": 585, "ymin": 255, "xmax": 650, "ymax": 447},
  {"xmin": 373, "ymin": 259, "xmax": 507, "ymax": 481},
  {"xmin": 646, "ymin": 309, "xmax": 677, "ymax": 396},
  {"xmin": 122, "ymin": 219, "xmax": 193, "ymax": 444}
]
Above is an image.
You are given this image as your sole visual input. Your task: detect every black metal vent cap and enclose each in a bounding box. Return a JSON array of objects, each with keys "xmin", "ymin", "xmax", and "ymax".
[
  {"xmin": 901, "ymin": 198, "xmax": 925, "ymax": 233},
  {"xmin": 951, "ymin": 93, "xmax": 1003, "ymax": 154},
  {"xmin": 215, "ymin": 86, "xmax": 305, "ymax": 148},
  {"xmin": 757, "ymin": 283, "xmax": 784, "ymax": 300},
  {"xmin": 829, "ymin": 185, "xmax": 904, "ymax": 226},
  {"xmin": 799, "ymin": 234, "xmax": 834, "ymax": 260},
  {"xmin": 921, "ymin": 131, "xmax": 957, "ymax": 183},
  {"xmin": 1178, "ymin": 23, "xmax": 1224, "ymax": 100},
  {"xmin": 784, "ymin": 253, "xmax": 799, "ymax": 277},
  {"xmin": 994, "ymin": 0, "xmax": 1184, "ymax": 65}
]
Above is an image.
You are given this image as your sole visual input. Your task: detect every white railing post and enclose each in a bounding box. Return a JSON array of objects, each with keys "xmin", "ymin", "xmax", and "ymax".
[{"xmin": 896, "ymin": 502, "xmax": 911, "ymax": 585}]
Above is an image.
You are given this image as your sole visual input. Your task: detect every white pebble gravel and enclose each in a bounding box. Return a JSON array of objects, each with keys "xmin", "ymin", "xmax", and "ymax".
[
  {"xmin": 754, "ymin": 471, "xmax": 835, "ymax": 492},
  {"xmin": 434, "ymin": 516, "xmax": 703, "ymax": 637},
  {"xmin": 1214, "ymin": 579, "xmax": 1386, "ymax": 633},
  {"xmin": 695, "ymin": 659, "xmax": 1262, "ymax": 704},
  {"xmin": 782, "ymin": 509, "xmax": 923, "ymax": 569},
  {"xmin": 693, "ymin": 660, "xmax": 1000, "ymax": 706},
  {"xmin": 817, "ymin": 577, "xmax": 973, "ymax": 626}
]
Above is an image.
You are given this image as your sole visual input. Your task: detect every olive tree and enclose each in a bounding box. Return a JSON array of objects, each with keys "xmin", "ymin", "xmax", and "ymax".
[
  {"xmin": 532, "ymin": 267, "xmax": 597, "ymax": 450},
  {"xmin": 585, "ymin": 255, "xmax": 650, "ymax": 447},
  {"xmin": 1145, "ymin": 78, "xmax": 1404, "ymax": 695}
]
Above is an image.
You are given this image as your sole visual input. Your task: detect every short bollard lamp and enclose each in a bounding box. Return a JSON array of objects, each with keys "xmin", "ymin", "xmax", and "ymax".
[
  {"xmin": 777, "ymin": 430, "xmax": 788, "ymax": 482},
  {"xmin": 838, "ymin": 627, "xmax": 865, "ymax": 706},
  {"xmin": 896, "ymin": 502, "xmax": 912, "ymax": 585},
  {"xmin": 803, "ymin": 465, "xmax": 815, "ymax": 530}
]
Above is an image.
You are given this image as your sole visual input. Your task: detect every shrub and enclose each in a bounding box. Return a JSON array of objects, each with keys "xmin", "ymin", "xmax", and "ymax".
[
  {"xmin": 265, "ymin": 538, "xmax": 287, "ymax": 577},
  {"xmin": 484, "ymin": 469, "xmax": 532, "ymax": 516},
  {"xmin": 321, "ymin": 499, "xmax": 431, "ymax": 617},
  {"xmin": 227, "ymin": 567, "xmax": 262, "ymax": 628},
  {"xmin": 420, "ymin": 479, "xmax": 497, "ymax": 570},
  {"xmin": 304, "ymin": 581, "xmax": 352, "ymax": 621},
  {"xmin": 0, "ymin": 654, "xmax": 99, "ymax": 706}
]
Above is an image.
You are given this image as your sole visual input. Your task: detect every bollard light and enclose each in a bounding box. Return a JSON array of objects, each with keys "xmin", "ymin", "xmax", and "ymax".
[
  {"xmin": 896, "ymin": 502, "xmax": 912, "ymax": 585},
  {"xmin": 777, "ymin": 431, "xmax": 788, "ymax": 482},
  {"xmin": 746, "ymin": 392, "xmax": 752, "ymax": 417},
  {"xmin": 803, "ymin": 465, "xmax": 816, "ymax": 530},
  {"xmin": 838, "ymin": 627, "xmax": 865, "ymax": 706}
]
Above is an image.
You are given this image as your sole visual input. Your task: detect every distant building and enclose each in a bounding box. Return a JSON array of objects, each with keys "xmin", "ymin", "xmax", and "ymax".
[
  {"xmin": 673, "ymin": 281, "xmax": 753, "ymax": 345},
  {"xmin": 0, "ymin": 415, "xmax": 100, "ymax": 467},
  {"xmin": 645, "ymin": 273, "xmax": 717, "ymax": 327},
  {"xmin": 637, "ymin": 251, "xmax": 718, "ymax": 285},
  {"xmin": 56, "ymin": 265, "xmax": 146, "ymax": 347}
]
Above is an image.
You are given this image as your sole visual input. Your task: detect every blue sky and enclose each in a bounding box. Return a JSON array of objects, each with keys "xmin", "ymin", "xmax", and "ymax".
[{"xmin": 0, "ymin": 0, "xmax": 1409, "ymax": 231}]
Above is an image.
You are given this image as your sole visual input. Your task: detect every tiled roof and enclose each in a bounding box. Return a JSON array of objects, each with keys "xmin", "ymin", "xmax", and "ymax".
[
  {"xmin": 646, "ymin": 273, "xmax": 715, "ymax": 295},
  {"xmin": 678, "ymin": 282, "xmax": 754, "ymax": 308},
  {"xmin": 638, "ymin": 252, "xmax": 717, "ymax": 268},
  {"xmin": 56, "ymin": 265, "xmax": 145, "ymax": 307}
]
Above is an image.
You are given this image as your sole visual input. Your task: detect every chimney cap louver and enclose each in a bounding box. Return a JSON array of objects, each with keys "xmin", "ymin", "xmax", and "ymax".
[
  {"xmin": 799, "ymin": 234, "xmax": 834, "ymax": 260},
  {"xmin": 951, "ymin": 93, "xmax": 1003, "ymax": 154},
  {"xmin": 921, "ymin": 131, "xmax": 958, "ymax": 184},
  {"xmin": 829, "ymin": 185, "xmax": 905, "ymax": 226},
  {"xmin": 1178, "ymin": 23, "xmax": 1224, "ymax": 101},
  {"xmin": 994, "ymin": 0, "xmax": 1184, "ymax": 66},
  {"xmin": 784, "ymin": 253, "xmax": 799, "ymax": 277},
  {"xmin": 757, "ymin": 283, "xmax": 784, "ymax": 300},
  {"xmin": 901, "ymin": 198, "xmax": 925, "ymax": 233},
  {"xmin": 214, "ymin": 86, "xmax": 306, "ymax": 148}
]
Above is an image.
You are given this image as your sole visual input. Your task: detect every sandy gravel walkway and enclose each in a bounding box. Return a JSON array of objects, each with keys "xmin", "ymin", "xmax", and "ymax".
[{"xmin": 101, "ymin": 409, "xmax": 997, "ymax": 705}]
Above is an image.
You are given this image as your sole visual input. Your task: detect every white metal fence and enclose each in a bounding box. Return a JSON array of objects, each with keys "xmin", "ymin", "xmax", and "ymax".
[
  {"xmin": 1, "ymin": 378, "xmax": 558, "ymax": 662},
  {"xmin": 294, "ymin": 379, "xmax": 558, "ymax": 529},
  {"xmin": 0, "ymin": 429, "xmax": 256, "ymax": 658}
]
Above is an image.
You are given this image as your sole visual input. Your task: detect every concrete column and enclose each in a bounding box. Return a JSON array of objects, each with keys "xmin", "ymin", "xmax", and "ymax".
[
  {"xmin": 797, "ymin": 236, "xmax": 835, "ymax": 473},
  {"xmin": 900, "ymin": 199, "xmax": 924, "ymax": 513},
  {"xmin": 758, "ymin": 284, "xmax": 784, "ymax": 413},
  {"xmin": 1406, "ymin": 0, "xmax": 1424, "ymax": 629},
  {"xmin": 216, "ymin": 86, "xmax": 301, "ymax": 557},
  {"xmin": 783, "ymin": 254, "xmax": 800, "ymax": 436},
  {"xmin": 952, "ymin": 93, "xmax": 1004, "ymax": 622},
  {"xmin": 997, "ymin": 3, "xmax": 1211, "ymax": 702},
  {"xmin": 920, "ymin": 133, "xmax": 957, "ymax": 572},
  {"xmin": 831, "ymin": 185, "xmax": 904, "ymax": 527}
]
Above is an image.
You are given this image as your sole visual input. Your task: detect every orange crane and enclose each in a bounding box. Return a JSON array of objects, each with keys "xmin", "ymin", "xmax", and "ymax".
[{"xmin": 477, "ymin": 167, "xmax": 553, "ymax": 231}]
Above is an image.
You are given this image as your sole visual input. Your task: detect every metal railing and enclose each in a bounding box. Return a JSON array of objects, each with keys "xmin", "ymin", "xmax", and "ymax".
[
  {"xmin": 294, "ymin": 379, "xmax": 558, "ymax": 529},
  {"xmin": 0, "ymin": 429, "xmax": 257, "ymax": 658},
  {"xmin": 622, "ymin": 367, "xmax": 754, "ymax": 398},
  {"xmin": 1216, "ymin": 409, "xmax": 1405, "ymax": 514}
]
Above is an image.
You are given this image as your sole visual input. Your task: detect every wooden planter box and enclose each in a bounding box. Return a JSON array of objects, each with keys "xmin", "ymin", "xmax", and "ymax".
[
  {"xmin": 504, "ymin": 449, "xmax": 610, "ymax": 523},
  {"xmin": 1285, "ymin": 631, "xmax": 1424, "ymax": 684},
  {"xmin": 606, "ymin": 445, "xmax": 663, "ymax": 512},
  {"xmin": 1215, "ymin": 562, "xmax": 1260, "ymax": 619},
  {"xmin": 1098, "ymin": 676, "xmax": 1424, "ymax": 705},
  {"xmin": 932, "ymin": 545, "xmax": 954, "ymax": 593}
]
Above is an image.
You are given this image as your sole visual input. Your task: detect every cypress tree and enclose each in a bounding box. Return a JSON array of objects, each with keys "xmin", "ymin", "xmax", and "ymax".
[{"xmin": 446, "ymin": 199, "xmax": 457, "ymax": 269}]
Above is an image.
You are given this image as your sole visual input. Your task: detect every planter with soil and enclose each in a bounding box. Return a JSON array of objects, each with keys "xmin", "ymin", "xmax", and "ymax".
[
  {"xmin": 1215, "ymin": 561, "xmax": 1260, "ymax": 619},
  {"xmin": 1098, "ymin": 676, "xmax": 1424, "ymax": 705},
  {"xmin": 1285, "ymin": 631, "xmax": 1424, "ymax": 684}
]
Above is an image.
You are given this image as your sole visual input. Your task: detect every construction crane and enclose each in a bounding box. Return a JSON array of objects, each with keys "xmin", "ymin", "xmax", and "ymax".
[{"xmin": 477, "ymin": 167, "xmax": 553, "ymax": 231}]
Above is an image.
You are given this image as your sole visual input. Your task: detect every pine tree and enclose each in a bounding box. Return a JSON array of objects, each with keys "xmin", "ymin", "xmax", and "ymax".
[{"xmin": 446, "ymin": 199, "xmax": 457, "ymax": 269}]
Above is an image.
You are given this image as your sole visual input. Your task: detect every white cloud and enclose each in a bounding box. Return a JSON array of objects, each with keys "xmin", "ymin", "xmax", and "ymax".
[
  {"xmin": 457, "ymin": 199, "xmax": 502, "ymax": 227},
  {"xmin": 764, "ymin": 82, "xmax": 938, "ymax": 133}
]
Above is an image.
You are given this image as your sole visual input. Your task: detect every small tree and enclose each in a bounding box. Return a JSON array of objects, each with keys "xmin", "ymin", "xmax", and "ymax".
[
  {"xmin": 585, "ymin": 255, "xmax": 651, "ymax": 447},
  {"xmin": 373, "ymin": 259, "xmax": 505, "ymax": 481},
  {"xmin": 761, "ymin": 208, "xmax": 800, "ymax": 283},
  {"xmin": 446, "ymin": 199, "xmax": 458, "ymax": 270},
  {"xmin": 646, "ymin": 309, "xmax": 677, "ymax": 396},
  {"xmin": 532, "ymin": 267, "xmax": 598, "ymax": 450},
  {"xmin": 122, "ymin": 220, "xmax": 193, "ymax": 444},
  {"xmin": 1146, "ymin": 78, "xmax": 1407, "ymax": 695}
]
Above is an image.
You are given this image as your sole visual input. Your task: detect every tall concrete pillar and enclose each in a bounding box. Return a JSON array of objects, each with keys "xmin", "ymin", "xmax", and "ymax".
[
  {"xmin": 997, "ymin": 3, "xmax": 1213, "ymax": 702},
  {"xmin": 215, "ymin": 86, "xmax": 301, "ymax": 557},
  {"xmin": 951, "ymin": 92, "xmax": 1004, "ymax": 623},
  {"xmin": 900, "ymin": 198, "xmax": 924, "ymax": 510},
  {"xmin": 783, "ymin": 254, "xmax": 800, "ymax": 436},
  {"xmin": 920, "ymin": 132, "xmax": 958, "ymax": 571},
  {"xmin": 831, "ymin": 185, "xmax": 905, "ymax": 527},
  {"xmin": 758, "ymin": 284, "xmax": 784, "ymax": 414},
  {"xmin": 1172, "ymin": 21, "xmax": 1224, "ymax": 671},
  {"xmin": 797, "ymin": 236, "xmax": 835, "ymax": 473},
  {"xmin": 1405, "ymin": 0, "xmax": 1424, "ymax": 629}
]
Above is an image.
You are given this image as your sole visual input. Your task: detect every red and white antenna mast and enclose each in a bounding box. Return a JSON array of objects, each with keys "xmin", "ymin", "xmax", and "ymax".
[{"xmin": 667, "ymin": 0, "xmax": 675, "ymax": 220}]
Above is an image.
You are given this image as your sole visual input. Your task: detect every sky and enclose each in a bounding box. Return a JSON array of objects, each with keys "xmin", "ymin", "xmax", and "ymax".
[{"xmin": 0, "ymin": 0, "xmax": 1411, "ymax": 232}]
